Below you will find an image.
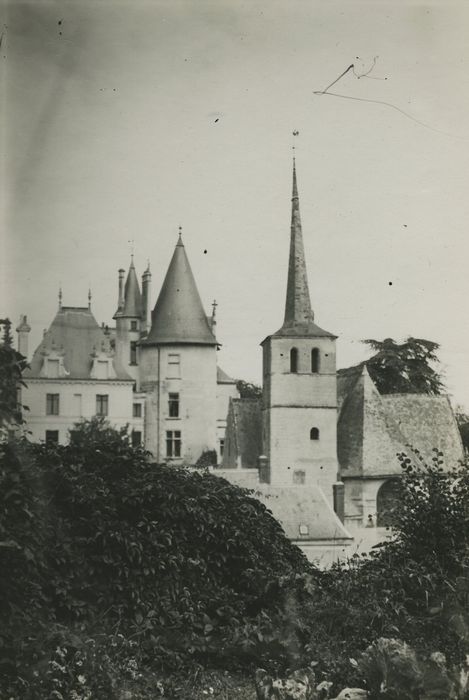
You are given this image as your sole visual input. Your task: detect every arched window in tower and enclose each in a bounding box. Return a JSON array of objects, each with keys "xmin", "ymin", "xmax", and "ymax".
[
  {"xmin": 311, "ymin": 347, "xmax": 320, "ymax": 373},
  {"xmin": 310, "ymin": 427, "xmax": 320, "ymax": 440},
  {"xmin": 290, "ymin": 347, "xmax": 298, "ymax": 373}
]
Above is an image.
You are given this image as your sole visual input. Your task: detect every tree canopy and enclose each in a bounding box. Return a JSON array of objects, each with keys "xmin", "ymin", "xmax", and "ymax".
[
  {"xmin": 235, "ymin": 379, "xmax": 262, "ymax": 399},
  {"xmin": 361, "ymin": 337, "xmax": 445, "ymax": 395},
  {"xmin": 1, "ymin": 418, "xmax": 310, "ymax": 696},
  {"xmin": 0, "ymin": 319, "xmax": 28, "ymax": 429}
]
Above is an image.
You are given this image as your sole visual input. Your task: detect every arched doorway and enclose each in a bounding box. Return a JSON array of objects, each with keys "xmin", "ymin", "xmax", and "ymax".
[{"xmin": 376, "ymin": 479, "xmax": 401, "ymax": 527}]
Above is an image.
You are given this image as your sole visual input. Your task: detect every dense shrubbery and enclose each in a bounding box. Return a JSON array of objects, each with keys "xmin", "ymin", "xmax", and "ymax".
[
  {"xmin": 2, "ymin": 419, "xmax": 469, "ymax": 697},
  {"xmin": 0, "ymin": 418, "xmax": 311, "ymax": 697}
]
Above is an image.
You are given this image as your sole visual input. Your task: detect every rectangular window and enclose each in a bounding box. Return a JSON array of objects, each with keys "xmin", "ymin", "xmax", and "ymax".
[
  {"xmin": 96, "ymin": 394, "xmax": 109, "ymax": 416},
  {"xmin": 132, "ymin": 402, "xmax": 142, "ymax": 418},
  {"xmin": 167, "ymin": 353, "xmax": 180, "ymax": 378},
  {"xmin": 168, "ymin": 393, "xmax": 179, "ymax": 418},
  {"xmin": 130, "ymin": 341, "xmax": 137, "ymax": 365},
  {"xmin": 166, "ymin": 430, "xmax": 181, "ymax": 458},
  {"xmin": 47, "ymin": 359, "xmax": 59, "ymax": 377},
  {"xmin": 219, "ymin": 438, "xmax": 225, "ymax": 457},
  {"xmin": 73, "ymin": 393, "xmax": 82, "ymax": 416},
  {"xmin": 45, "ymin": 430, "xmax": 59, "ymax": 445},
  {"xmin": 293, "ymin": 470, "xmax": 305, "ymax": 485},
  {"xmin": 130, "ymin": 320, "xmax": 138, "ymax": 331},
  {"xmin": 132, "ymin": 430, "xmax": 142, "ymax": 447},
  {"xmin": 96, "ymin": 360, "xmax": 109, "ymax": 379},
  {"xmin": 46, "ymin": 393, "xmax": 60, "ymax": 415}
]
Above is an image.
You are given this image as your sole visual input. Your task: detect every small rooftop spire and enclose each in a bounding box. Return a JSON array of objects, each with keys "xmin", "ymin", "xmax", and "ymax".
[
  {"xmin": 88, "ymin": 288, "xmax": 92, "ymax": 309},
  {"xmin": 58, "ymin": 287, "xmax": 62, "ymax": 310}
]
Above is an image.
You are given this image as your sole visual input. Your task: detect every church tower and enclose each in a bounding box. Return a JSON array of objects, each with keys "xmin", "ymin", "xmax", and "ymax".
[
  {"xmin": 261, "ymin": 161, "xmax": 339, "ymax": 502},
  {"xmin": 139, "ymin": 231, "xmax": 218, "ymax": 464}
]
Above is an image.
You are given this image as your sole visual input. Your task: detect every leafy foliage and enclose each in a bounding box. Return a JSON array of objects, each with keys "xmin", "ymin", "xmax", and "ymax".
[
  {"xmin": 0, "ymin": 419, "xmax": 311, "ymax": 697},
  {"xmin": 236, "ymin": 379, "xmax": 262, "ymax": 400},
  {"xmin": 2, "ymin": 417, "xmax": 469, "ymax": 696},
  {"xmin": 194, "ymin": 449, "xmax": 218, "ymax": 468},
  {"xmin": 0, "ymin": 319, "xmax": 29, "ymax": 428},
  {"xmin": 361, "ymin": 337, "xmax": 444, "ymax": 395}
]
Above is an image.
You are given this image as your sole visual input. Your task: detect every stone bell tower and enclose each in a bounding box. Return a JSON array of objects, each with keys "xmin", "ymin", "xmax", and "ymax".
[{"xmin": 261, "ymin": 161, "xmax": 339, "ymax": 503}]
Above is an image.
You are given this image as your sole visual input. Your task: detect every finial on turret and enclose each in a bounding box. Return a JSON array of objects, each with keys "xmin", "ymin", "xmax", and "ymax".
[
  {"xmin": 58, "ymin": 286, "xmax": 62, "ymax": 310},
  {"xmin": 177, "ymin": 226, "xmax": 183, "ymax": 246},
  {"xmin": 88, "ymin": 288, "xmax": 92, "ymax": 309}
]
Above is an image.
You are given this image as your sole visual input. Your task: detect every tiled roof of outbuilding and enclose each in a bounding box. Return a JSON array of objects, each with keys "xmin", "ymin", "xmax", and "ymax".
[
  {"xmin": 254, "ymin": 485, "xmax": 352, "ymax": 542},
  {"xmin": 337, "ymin": 365, "xmax": 464, "ymax": 475}
]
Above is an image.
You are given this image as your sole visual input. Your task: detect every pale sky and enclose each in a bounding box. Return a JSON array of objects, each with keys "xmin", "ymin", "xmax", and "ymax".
[{"xmin": 3, "ymin": 0, "xmax": 469, "ymax": 409}]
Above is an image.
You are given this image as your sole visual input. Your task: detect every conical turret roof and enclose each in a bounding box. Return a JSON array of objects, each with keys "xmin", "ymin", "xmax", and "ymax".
[
  {"xmin": 143, "ymin": 233, "xmax": 217, "ymax": 346},
  {"xmin": 121, "ymin": 257, "xmax": 142, "ymax": 318},
  {"xmin": 271, "ymin": 160, "xmax": 335, "ymax": 339}
]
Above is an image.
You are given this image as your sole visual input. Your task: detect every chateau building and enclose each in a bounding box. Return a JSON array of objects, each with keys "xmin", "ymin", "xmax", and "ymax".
[
  {"xmin": 16, "ymin": 161, "xmax": 464, "ymax": 563},
  {"xmin": 20, "ymin": 235, "xmax": 238, "ymax": 463}
]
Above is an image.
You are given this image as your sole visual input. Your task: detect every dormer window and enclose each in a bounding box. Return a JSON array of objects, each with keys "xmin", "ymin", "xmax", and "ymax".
[
  {"xmin": 96, "ymin": 360, "xmax": 109, "ymax": 379},
  {"xmin": 47, "ymin": 359, "xmax": 59, "ymax": 378},
  {"xmin": 290, "ymin": 347, "xmax": 298, "ymax": 373},
  {"xmin": 311, "ymin": 348, "xmax": 320, "ymax": 373},
  {"xmin": 299, "ymin": 524, "xmax": 309, "ymax": 536}
]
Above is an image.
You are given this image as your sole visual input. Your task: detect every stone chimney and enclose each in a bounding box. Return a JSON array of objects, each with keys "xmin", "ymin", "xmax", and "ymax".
[
  {"xmin": 141, "ymin": 263, "xmax": 152, "ymax": 335},
  {"xmin": 16, "ymin": 315, "xmax": 31, "ymax": 358},
  {"xmin": 118, "ymin": 268, "xmax": 125, "ymax": 311}
]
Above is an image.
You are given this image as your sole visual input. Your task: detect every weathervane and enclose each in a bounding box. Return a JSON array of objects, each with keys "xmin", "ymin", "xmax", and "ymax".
[{"xmin": 292, "ymin": 129, "xmax": 299, "ymax": 159}]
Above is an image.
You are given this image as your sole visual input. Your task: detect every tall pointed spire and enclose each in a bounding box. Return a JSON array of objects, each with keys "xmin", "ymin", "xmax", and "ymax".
[
  {"xmin": 272, "ymin": 160, "xmax": 335, "ymax": 339},
  {"xmin": 283, "ymin": 159, "xmax": 314, "ymax": 327}
]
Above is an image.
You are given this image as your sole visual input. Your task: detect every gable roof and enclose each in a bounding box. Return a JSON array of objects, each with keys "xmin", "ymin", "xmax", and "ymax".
[
  {"xmin": 143, "ymin": 235, "xmax": 217, "ymax": 346},
  {"xmin": 254, "ymin": 485, "xmax": 352, "ymax": 542},
  {"xmin": 25, "ymin": 307, "xmax": 132, "ymax": 381},
  {"xmin": 337, "ymin": 365, "xmax": 464, "ymax": 476}
]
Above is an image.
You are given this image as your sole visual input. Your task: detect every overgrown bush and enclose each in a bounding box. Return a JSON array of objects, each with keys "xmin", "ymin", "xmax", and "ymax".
[{"xmin": 0, "ymin": 418, "xmax": 311, "ymax": 697}]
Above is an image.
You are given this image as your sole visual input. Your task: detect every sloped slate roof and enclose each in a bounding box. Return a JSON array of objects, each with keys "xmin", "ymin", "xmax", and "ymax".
[
  {"xmin": 26, "ymin": 307, "xmax": 132, "ymax": 380},
  {"xmin": 269, "ymin": 320, "xmax": 337, "ymax": 340},
  {"xmin": 337, "ymin": 365, "xmax": 464, "ymax": 476},
  {"xmin": 222, "ymin": 398, "xmax": 263, "ymax": 468},
  {"xmin": 337, "ymin": 366, "xmax": 406, "ymax": 477},
  {"xmin": 217, "ymin": 366, "xmax": 236, "ymax": 384},
  {"xmin": 143, "ymin": 236, "xmax": 217, "ymax": 346},
  {"xmin": 382, "ymin": 394, "xmax": 464, "ymax": 466},
  {"xmin": 254, "ymin": 485, "xmax": 352, "ymax": 542}
]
